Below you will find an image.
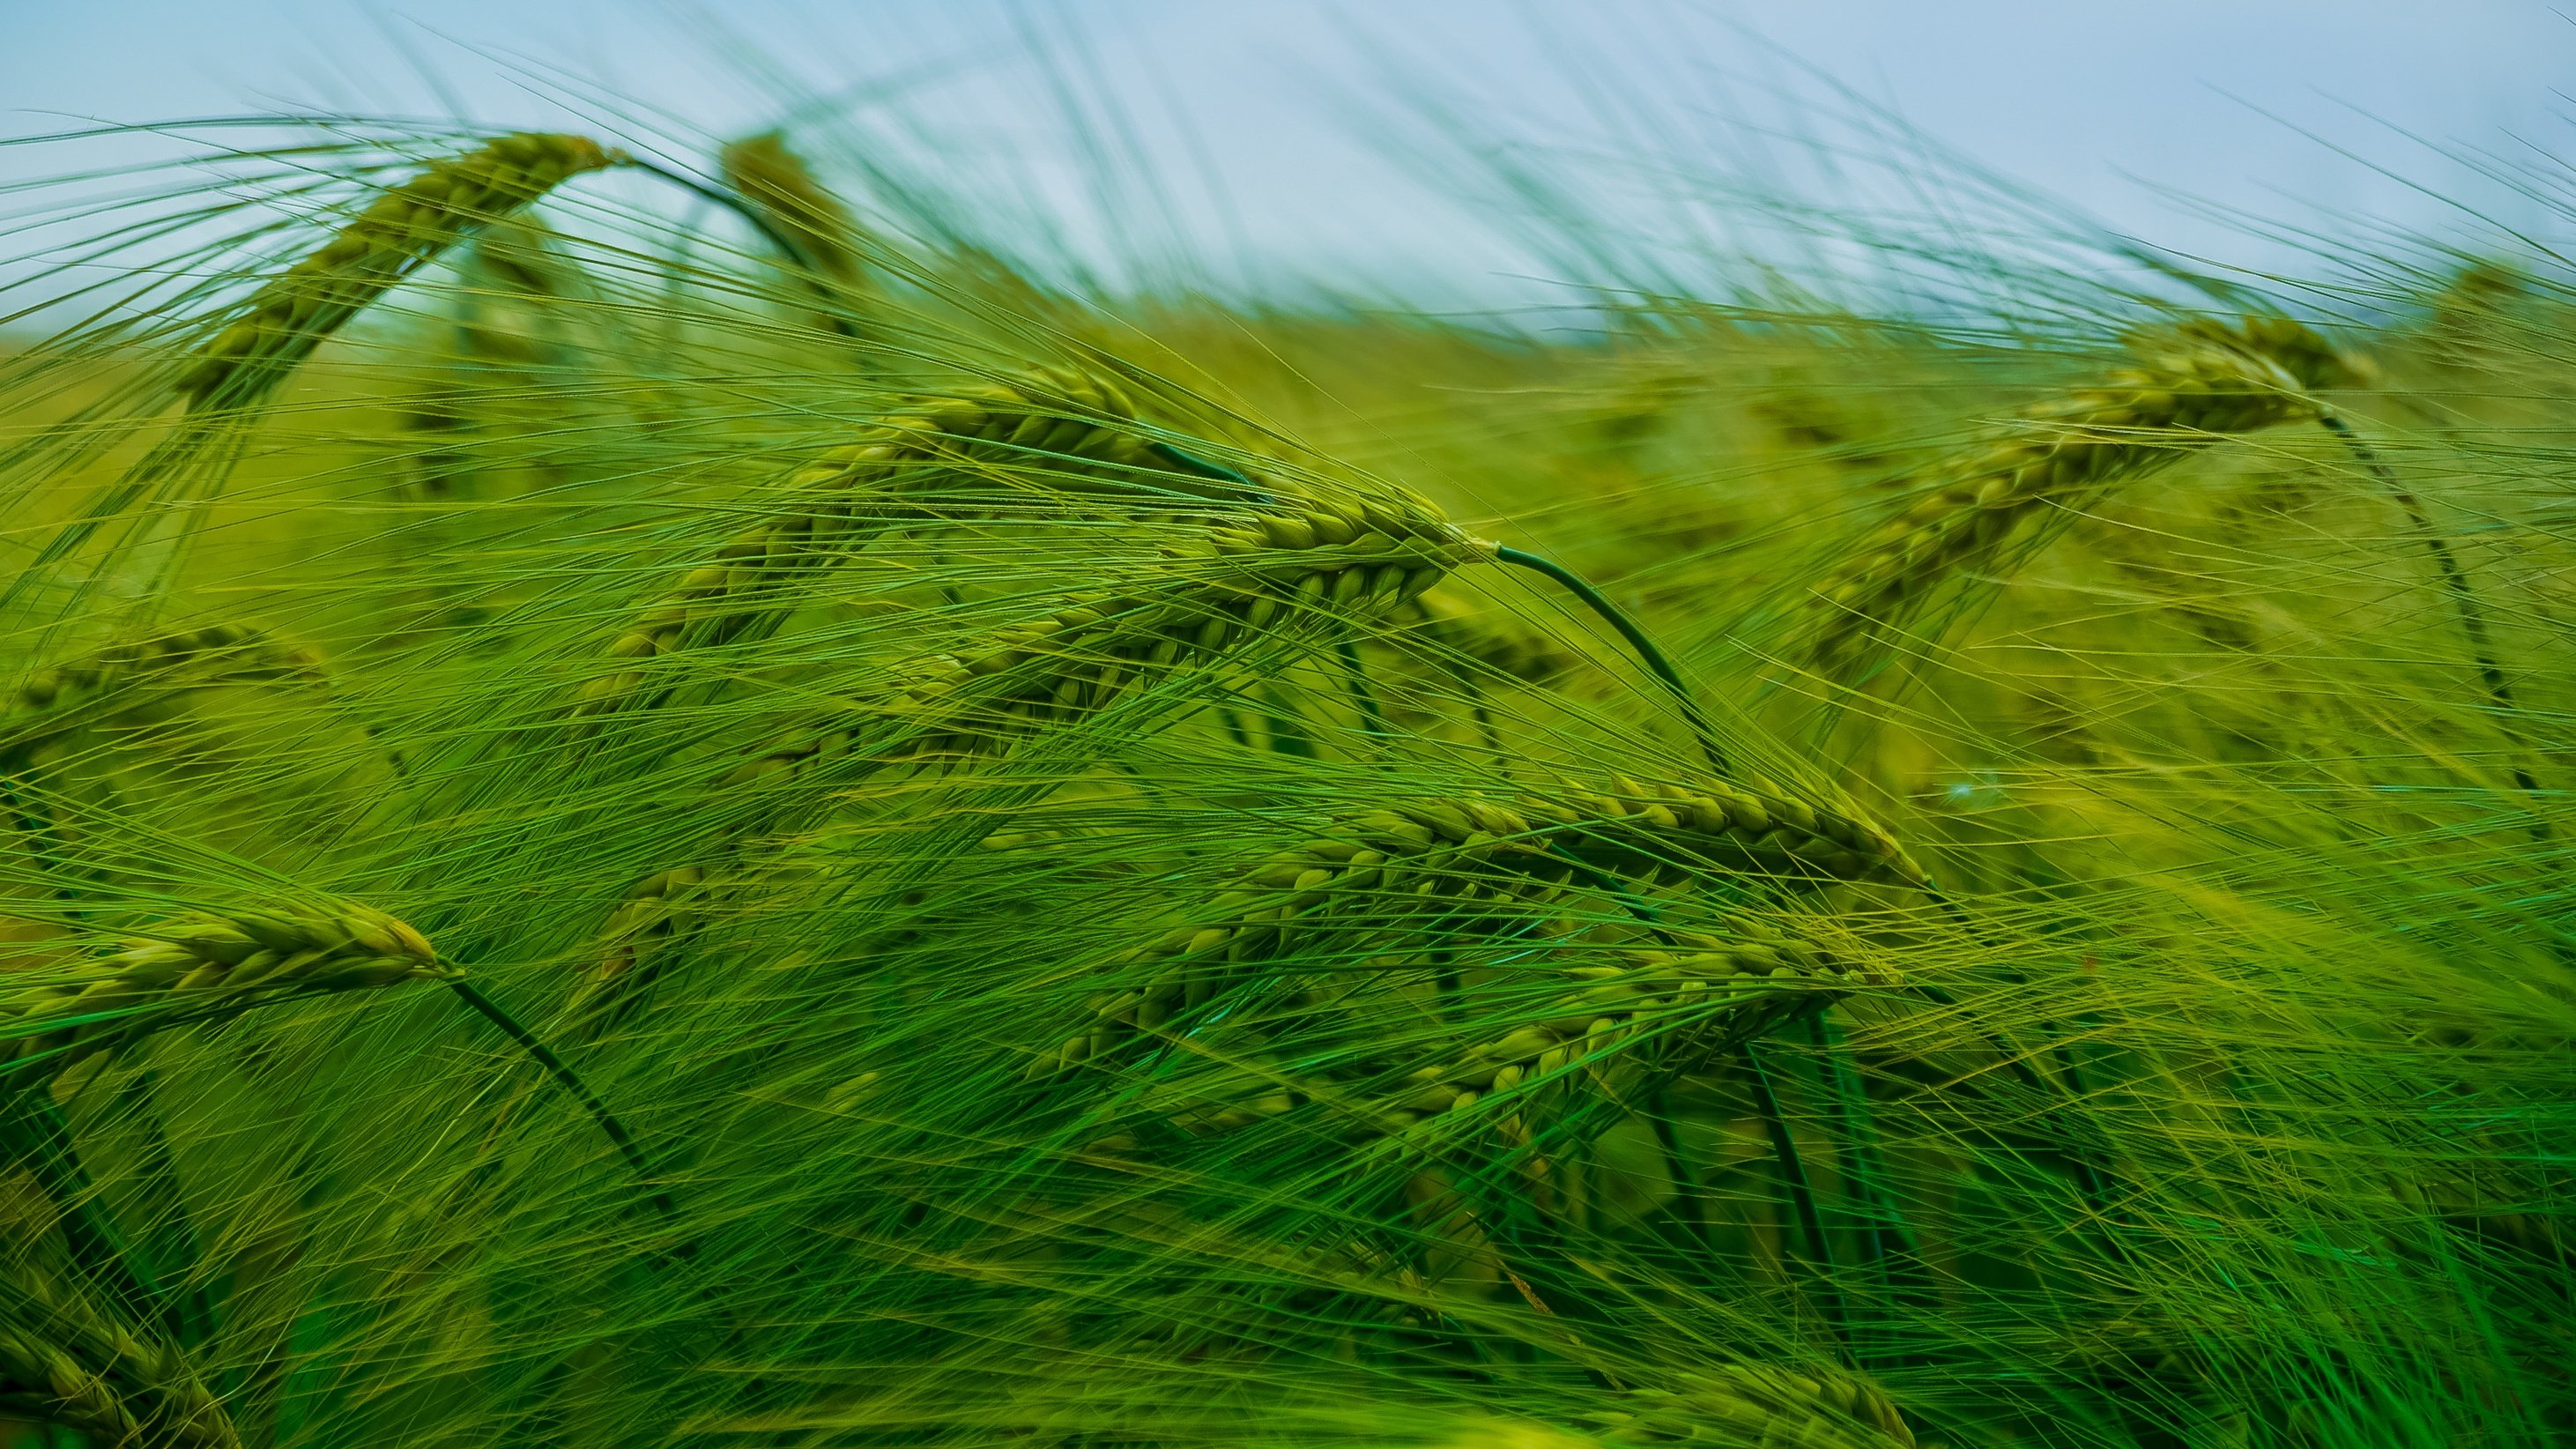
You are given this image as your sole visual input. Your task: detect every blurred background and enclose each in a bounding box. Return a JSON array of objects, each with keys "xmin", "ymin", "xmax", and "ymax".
[{"xmin": 5, "ymin": 2, "xmax": 2573, "ymax": 306}]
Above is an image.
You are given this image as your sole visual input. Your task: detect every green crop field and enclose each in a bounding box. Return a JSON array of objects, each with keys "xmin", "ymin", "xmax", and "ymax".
[{"xmin": 0, "ymin": 109, "xmax": 2568, "ymax": 1448}]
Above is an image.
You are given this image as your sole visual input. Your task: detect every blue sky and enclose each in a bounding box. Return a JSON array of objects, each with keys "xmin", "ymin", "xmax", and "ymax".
[{"xmin": 5, "ymin": 2, "xmax": 2572, "ymax": 303}]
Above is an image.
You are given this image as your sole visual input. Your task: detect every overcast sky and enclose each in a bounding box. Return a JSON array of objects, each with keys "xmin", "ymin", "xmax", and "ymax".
[{"xmin": 5, "ymin": 2, "xmax": 2572, "ymax": 304}]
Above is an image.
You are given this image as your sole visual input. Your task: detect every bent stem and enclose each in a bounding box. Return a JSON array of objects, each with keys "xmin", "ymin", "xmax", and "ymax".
[
  {"xmin": 1493, "ymin": 546, "xmax": 1726, "ymax": 773},
  {"xmin": 2318, "ymin": 414, "xmax": 2545, "ymax": 803},
  {"xmin": 442, "ymin": 977, "xmax": 678, "ymax": 1225}
]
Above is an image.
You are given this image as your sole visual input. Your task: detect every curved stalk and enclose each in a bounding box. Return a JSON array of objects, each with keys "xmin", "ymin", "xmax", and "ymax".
[
  {"xmin": 2319, "ymin": 414, "xmax": 2545, "ymax": 802},
  {"xmin": 625, "ymin": 158, "xmax": 859, "ymax": 340},
  {"xmin": 1493, "ymin": 546, "xmax": 1726, "ymax": 772},
  {"xmin": 442, "ymin": 977, "xmax": 677, "ymax": 1224}
]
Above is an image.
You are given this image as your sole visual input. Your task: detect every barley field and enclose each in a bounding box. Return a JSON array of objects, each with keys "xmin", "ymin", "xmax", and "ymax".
[{"xmin": 0, "ymin": 93, "xmax": 2569, "ymax": 1449}]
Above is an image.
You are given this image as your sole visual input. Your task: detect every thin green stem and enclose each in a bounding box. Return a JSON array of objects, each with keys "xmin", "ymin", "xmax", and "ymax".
[
  {"xmin": 1745, "ymin": 1042, "xmax": 1851, "ymax": 1360},
  {"xmin": 1334, "ymin": 635, "xmax": 1391, "ymax": 745},
  {"xmin": 442, "ymin": 977, "xmax": 678, "ymax": 1225},
  {"xmin": 1806, "ymin": 1007, "xmax": 1919, "ymax": 1349},
  {"xmin": 1493, "ymin": 546, "xmax": 1726, "ymax": 773},
  {"xmin": 2320, "ymin": 414, "xmax": 2546, "ymax": 804}
]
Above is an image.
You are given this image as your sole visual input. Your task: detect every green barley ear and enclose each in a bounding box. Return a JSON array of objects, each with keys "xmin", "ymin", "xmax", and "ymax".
[
  {"xmin": 1805, "ymin": 318, "xmax": 2346, "ymax": 667},
  {"xmin": 3, "ymin": 901, "xmax": 447, "ymax": 1089},
  {"xmin": 0, "ymin": 1250, "xmax": 239, "ymax": 1446},
  {"xmin": 719, "ymin": 130, "xmax": 870, "ymax": 290},
  {"xmin": 180, "ymin": 133, "xmax": 620, "ymax": 411}
]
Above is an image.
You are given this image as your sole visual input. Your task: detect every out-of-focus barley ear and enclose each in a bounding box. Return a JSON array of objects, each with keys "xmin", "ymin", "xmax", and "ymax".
[
  {"xmin": 1395, "ymin": 590, "xmax": 1579, "ymax": 686},
  {"xmin": 1, "ymin": 623, "xmax": 398, "ymax": 781},
  {"xmin": 720, "ymin": 130, "xmax": 872, "ymax": 296},
  {"xmin": 179, "ymin": 132, "xmax": 620, "ymax": 412},
  {"xmin": 0, "ymin": 1250, "xmax": 241, "ymax": 1447},
  {"xmin": 1805, "ymin": 317, "xmax": 2357, "ymax": 668}
]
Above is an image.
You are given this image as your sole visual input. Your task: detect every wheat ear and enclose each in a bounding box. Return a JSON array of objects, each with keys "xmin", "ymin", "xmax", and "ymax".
[
  {"xmin": 0, "ymin": 1256, "xmax": 237, "ymax": 1447},
  {"xmin": 181, "ymin": 133, "xmax": 620, "ymax": 412},
  {"xmin": 1806, "ymin": 319, "xmax": 2337, "ymax": 666}
]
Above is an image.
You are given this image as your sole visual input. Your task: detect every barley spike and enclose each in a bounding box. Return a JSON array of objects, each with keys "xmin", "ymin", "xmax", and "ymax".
[
  {"xmin": 2, "ymin": 901, "xmax": 447, "ymax": 1087},
  {"xmin": 181, "ymin": 132, "xmax": 620, "ymax": 410},
  {"xmin": 1805, "ymin": 317, "xmax": 2355, "ymax": 665},
  {"xmin": 0, "ymin": 1256, "xmax": 238, "ymax": 1447}
]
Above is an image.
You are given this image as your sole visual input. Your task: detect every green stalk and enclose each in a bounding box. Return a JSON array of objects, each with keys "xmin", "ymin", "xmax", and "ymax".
[
  {"xmin": 1804, "ymin": 1007, "xmax": 1922, "ymax": 1355},
  {"xmin": 442, "ymin": 977, "xmax": 679, "ymax": 1227},
  {"xmin": 2320, "ymin": 414, "xmax": 2550, "ymax": 806},
  {"xmin": 1744, "ymin": 1042, "xmax": 1851, "ymax": 1357},
  {"xmin": 1494, "ymin": 545, "xmax": 1726, "ymax": 772}
]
